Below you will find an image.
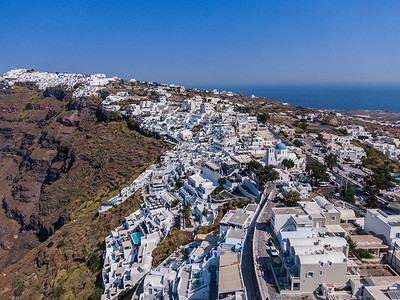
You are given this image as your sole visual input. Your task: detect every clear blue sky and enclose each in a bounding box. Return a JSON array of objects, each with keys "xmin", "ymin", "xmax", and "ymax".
[{"xmin": 1, "ymin": 0, "xmax": 399, "ymax": 86}]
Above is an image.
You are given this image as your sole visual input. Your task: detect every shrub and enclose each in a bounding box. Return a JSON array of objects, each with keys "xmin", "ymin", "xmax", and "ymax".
[
  {"xmin": 87, "ymin": 253, "xmax": 102, "ymax": 273},
  {"xmin": 12, "ymin": 279, "xmax": 25, "ymax": 297},
  {"xmin": 196, "ymin": 197, "xmax": 254, "ymax": 234},
  {"xmin": 356, "ymin": 248, "xmax": 373, "ymax": 259},
  {"xmin": 218, "ymin": 178, "xmax": 226, "ymax": 186},
  {"xmin": 51, "ymin": 285, "xmax": 66, "ymax": 298},
  {"xmin": 152, "ymin": 229, "xmax": 192, "ymax": 267},
  {"xmin": 170, "ymin": 199, "xmax": 179, "ymax": 208},
  {"xmin": 57, "ymin": 239, "xmax": 66, "ymax": 248}
]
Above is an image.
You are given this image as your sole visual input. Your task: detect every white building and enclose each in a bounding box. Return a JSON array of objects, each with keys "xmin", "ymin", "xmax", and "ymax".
[
  {"xmin": 219, "ymin": 209, "xmax": 252, "ymax": 237},
  {"xmin": 364, "ymin": 209, "xmax": 400, "ymax": 247},
  {"xmin": 280, "ymin": 237, "xmax": 350, "ymax": 293},
  {"xmin": 263, "ymin": 143, "xmax": 305, "ymax": 170},
  {"xmin": 336, "ymin": 145, "xmax": 366, "ymax": 162},
  {"xmin": 217, "ymin": 252, "xmax": 245, "ymax": 299}
]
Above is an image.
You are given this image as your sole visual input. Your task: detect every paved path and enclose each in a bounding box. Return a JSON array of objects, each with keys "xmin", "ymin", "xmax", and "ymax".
[
  {"xmin": 241, "ymin": 231, "xmax": 256, "ymax": 299},
  {"xmin": 253, "ymin": 185, "xmax": 286, "ymax": 300},
  {"xmin": 209, "ymin": 265, "xmax": 217, "ymax": 300},
  {"xmin": 241, "ymin": 184, "xmax": 276, "ymax": 300}
]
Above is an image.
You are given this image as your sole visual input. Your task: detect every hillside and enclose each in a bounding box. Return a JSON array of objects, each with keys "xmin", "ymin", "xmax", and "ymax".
[{"xmin": 0, "ymin": 84, "xmax": 168, "ymax": 298}]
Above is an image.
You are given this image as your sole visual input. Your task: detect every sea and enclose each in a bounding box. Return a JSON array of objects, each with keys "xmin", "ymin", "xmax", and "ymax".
[{"xmin": 197, "ymin": 84, "xmax": 400, "ymax": 112}]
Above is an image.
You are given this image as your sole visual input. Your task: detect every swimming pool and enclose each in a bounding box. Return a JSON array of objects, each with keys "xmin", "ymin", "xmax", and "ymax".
[
  {"xmin": 131, "ymin": 232, "xmax": 143, "ymax": 244},
  {"xmin": 391, "ymin": 173, "xmax": 400, "ymax": 181}
]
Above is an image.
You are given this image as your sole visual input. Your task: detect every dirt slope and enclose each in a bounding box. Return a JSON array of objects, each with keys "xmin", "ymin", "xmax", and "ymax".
[{"xmin": 0, "ymin": 84, "xmax": 168, "ymax": 299}]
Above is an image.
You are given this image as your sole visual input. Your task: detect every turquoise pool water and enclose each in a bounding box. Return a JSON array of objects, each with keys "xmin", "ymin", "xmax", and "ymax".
[
  {"xmin": 131, "ymin": 232, "xmax": 143, "ymax": 244},
  {"xmin": 391, "ymin": 173, "xmax": 400, "ymax": 181}
]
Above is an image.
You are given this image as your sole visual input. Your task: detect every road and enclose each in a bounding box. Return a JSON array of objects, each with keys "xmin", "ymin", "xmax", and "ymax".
[
  {"xmin": 209, "ymin": 265, "xmax": 217, "ymax": 300},
  {"xmin": 241, "ymin": 227, "xmax": 257, "ymax": 299},
  {"xmin": 253, "ymin": 185, "xmax": 288, "ymax": 300},
  {"xmin": 241, "ymin": 184, "xmax": 275, "ymax": 300}
]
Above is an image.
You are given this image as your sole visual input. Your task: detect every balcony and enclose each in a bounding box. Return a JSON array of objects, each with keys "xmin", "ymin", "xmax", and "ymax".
[
  {"xmin": 291, "ymin": 276, "xmax": 300, "ymax": 282},
  {"xmin": 271, "ymin": 263, "xmax": 292, "ymax": 291}
]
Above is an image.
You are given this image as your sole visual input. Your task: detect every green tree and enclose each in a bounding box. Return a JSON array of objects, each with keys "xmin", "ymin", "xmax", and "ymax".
[
  {"xmin": 365, "ymin": 195, "xmax": 378, "ymax": 208},
  {"xmin": 341, "ymin": 185, "xmax": 355, "ymax": 203},
  {"xmin": 218, "ymin": 177, "xmax": 226, "ymax": 186},
  {"xmin": 247, "ymin": 160, "xmax": 261, "ymax": 171},
  {"xmin": 305, "ymin": 161, "xmax": 329, "ymax": 184},
  {"xmin": 365, "ymin": 166, "xmax": 395, "ymax": 195},
  {"xmin": 293, "ymin": 139, "xmax": 303, "ymax": 148},
  {"xmin": 281, "ymin": 158, "xmax": 295, "ymax": 170},
  {"xmin": 257, "ymin": 112, "xmax": 270, "ymax": 123},
  {"xmin": 191, "ymin": 124, "xmax": 202, "ymax": 132},
  {"xmin": 285, "ymin": 190, "xmax": 301, "ymax": 207},
  {"xmin": 175, "ymin": 179, "xmax": 183, "ymax": 189},
  {"xmin": 356, "ymin": 248, "xmax": 373, "ymax": 259},
  {"xmin": 324, "ymin": 153, "xmax": 338, "ymax": 169},
  {"xmin": 347, "ymin": 237, "xmax": 357, "ymax": 257},
  {"xmin": 182, "ymin": 205, "xmax": 191, "ymax": 226},
  {"xmin": 255, "ymin": 165, "xmax": 280, "ymax": 186}
]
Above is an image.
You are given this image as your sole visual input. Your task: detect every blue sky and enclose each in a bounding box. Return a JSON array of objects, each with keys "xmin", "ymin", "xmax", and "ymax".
[{"xmin": 1, "ymin": 0, "xmax": 399, "ymax": 86}]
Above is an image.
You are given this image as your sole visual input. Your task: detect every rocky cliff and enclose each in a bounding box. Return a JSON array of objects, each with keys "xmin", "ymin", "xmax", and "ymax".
[{"xmin": 0, "ymin": 84, "xmax": 167, "ymax": 298}]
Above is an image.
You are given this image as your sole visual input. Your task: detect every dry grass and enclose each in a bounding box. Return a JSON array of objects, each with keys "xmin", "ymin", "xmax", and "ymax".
[
  {"xmin": 0, "ymin": 85, "xmax": 168, "ymax": 299},
  {"xmin": 152, "ymin": 228, "xmax": 193, "ymax": 267}
]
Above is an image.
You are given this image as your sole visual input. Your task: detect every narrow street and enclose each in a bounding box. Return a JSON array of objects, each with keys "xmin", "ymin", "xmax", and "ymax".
[
  {"xmin": 252, "ymin": 186, "xmax": 286, "ymax": 300},
  {"xmin": 241, "ymin": 184, "xmax": 275, "ymax": 300}
]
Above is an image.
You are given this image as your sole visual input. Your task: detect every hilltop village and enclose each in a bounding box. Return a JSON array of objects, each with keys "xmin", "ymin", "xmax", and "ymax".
[{"xmin": 2, "ymin": 69, "xmax": 400, "ymax": 300}]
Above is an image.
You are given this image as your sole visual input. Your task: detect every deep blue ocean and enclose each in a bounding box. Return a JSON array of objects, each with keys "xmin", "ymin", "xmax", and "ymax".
[{"xmin": 197, "ymin": 84, "xmax": 400, "ymax": 112}]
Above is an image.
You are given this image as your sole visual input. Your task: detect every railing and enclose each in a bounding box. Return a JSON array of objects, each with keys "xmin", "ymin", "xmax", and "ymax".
[{"xmin": 291, "ymin": 276, "xmax": 300, "ymax": 282}]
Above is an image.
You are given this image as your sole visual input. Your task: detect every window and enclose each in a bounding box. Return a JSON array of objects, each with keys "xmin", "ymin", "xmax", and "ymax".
[
  {"xmin": 396, "ymin": 233, "xmax": 400, "ymax": 238},
  {"xmin": 319, "ymin": 261, "xmax": 324, "ymax": 267},
  {"xmin": 331, "ymin": 216, "xmax": 336, "ymax": 221},
  {"xmin": 328, "ymin": 261, "xmax": 333, "ymax": 267},
  {"xmin": 149, "ymin": 289, "xmax": 152, "ymax": 294},
  {"xmin": 306, "ymin": 271, "xmax": 314, "ymax": 278},
  {"xmin": 319, "ymin": 270, "xmax": 323, "ymax": 276}
]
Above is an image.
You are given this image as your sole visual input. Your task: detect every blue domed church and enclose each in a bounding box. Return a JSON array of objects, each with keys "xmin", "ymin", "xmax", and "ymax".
[{"xmin": 263, "ymin": 142, "xmax": 305, "ymax": 170}]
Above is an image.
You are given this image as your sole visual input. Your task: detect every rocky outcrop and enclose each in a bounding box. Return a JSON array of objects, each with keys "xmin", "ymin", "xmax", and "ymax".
[
  {"xmin": 43, "ymin": 87, "xmax": 67, "ymax": 100},
  {"xmin": 0, "ymin": 85, "xmax": 96, "ymax": 267},
  {"xmin": 0, "ymin": 84, "xmax": 168, "ymax": 273}
]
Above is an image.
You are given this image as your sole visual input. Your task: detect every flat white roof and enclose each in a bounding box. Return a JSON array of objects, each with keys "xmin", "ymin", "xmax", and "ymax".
[
  {"xmin": 368, "ymin": 209, "xmax": 400, "ymax": 225},
  {"xmin": 226, "ymin": 228, "xmax": 246, "ymax": 240},
  {"xmin": 227, "ymin": 211, "xmax": 249, "ymax": 226},
  {"xmin": 289, "ymin": 236, "xmax": 347, "ymax": 248},
  {"xmin": 218, "ymin": 253, "xmax": 244, "ymax": 295},
  {"xmin": 298, "ymin": 251, "xmax": 346, "ymax": 265},
  {"xmin": 272, "ymin": 207, "xmax": 306, "ymax": 215},
  {"xmin": 144, "ymin": 274, "xmax": 163, "ymax": 288}
]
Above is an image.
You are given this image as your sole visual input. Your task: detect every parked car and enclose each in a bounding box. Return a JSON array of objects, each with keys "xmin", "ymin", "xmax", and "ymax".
[{"xmin": 270, "ymin": 246, "xmax": 278, "ymax": 257}]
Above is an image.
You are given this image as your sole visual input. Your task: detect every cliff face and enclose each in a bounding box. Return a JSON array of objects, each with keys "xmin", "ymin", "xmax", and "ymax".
[{"xmin": 0, "ymin": 84, "xmax": 167, "ymax": 272}]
